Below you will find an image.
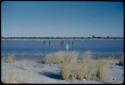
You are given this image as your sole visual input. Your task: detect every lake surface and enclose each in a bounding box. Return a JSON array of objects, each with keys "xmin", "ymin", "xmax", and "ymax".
[{"xmin": 1, "ymin": 39, "xmax": 124, "ymax": 58}]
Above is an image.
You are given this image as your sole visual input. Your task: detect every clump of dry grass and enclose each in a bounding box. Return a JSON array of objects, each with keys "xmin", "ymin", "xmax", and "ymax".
[
  {"xmin": 97, "ymin": 63, "xmax": 107, "ymax": 80},
  {"xmin": 61, "ymin": 63, "xmax": 72, "ymax": 80},
  {"xmin": 43, "ymin": 51, "xmax": 110, "ymax": 81},
  {"xmin": 43, "ymin": 55, "xmax": 63, "ymax": 64},
  {"xmin": 6, "ymin": 55, "xmax": 15, "ymax": 63},
  {"xmin": 61, "ymin": 58, "xmax": 108, "ymax": 81},
  {"xmin": 42, "ymin": 52, "xmax": 77, "ymax": 64},
  {"xmin": 80, "ymin": 51, "xmax": 92, "ymax": 63},
  {"xmin": 4, "ymin": 71, "xmax": 17, "ymax": 84},
  {"xmin": 119, "ymin": 56, "xmax": 124, "ymax": 66},
  {"xmin": 108, "ymin": 58, "xmax": 115, "ymax": 65},
  {"xmin": 61, "ymin": 63, "xmax": 98, "ymax": 81}
]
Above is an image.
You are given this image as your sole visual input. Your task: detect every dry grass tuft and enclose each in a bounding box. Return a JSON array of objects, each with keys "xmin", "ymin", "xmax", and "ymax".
[
  {"xmin": 80, "ymin": 51, "xmax": 92, "ymax": 63},
  {"xmin": 108, "ymin": 58, "xmax": 115, "ymax": 65},
  {"xmin": 4, "ymin": 71, "xmax": 17, "ymax": 84},
  {"xmin": 97, "ymin": 63, "xmax": 107, "ymax": 80},
  {"xmin": 42, "ymin": 52, "xmax": 77, "ymax": 64},
  {"xmin": 61, "ymin": 62, "xmax": 97, "ymax": 81},
  {"xmin": 61, "ymin": 58, "xmax": 108, "ymax": 81},
  {"xmin": 6, "ymin": 55, "xmax": 15, "ymax": 63},
  {"xmin": 119, "ymin": 56, "xmax": 124, "ymax": 66},
  {"xmin": 61, "ymin": 63, "xmax": 72, "ymax": 80}
]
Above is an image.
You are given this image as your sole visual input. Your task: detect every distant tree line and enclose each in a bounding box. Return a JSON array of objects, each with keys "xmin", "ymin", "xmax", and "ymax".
[{"xmin": 1, "ymin": 36, "xmax": 123, "ymax": 39}]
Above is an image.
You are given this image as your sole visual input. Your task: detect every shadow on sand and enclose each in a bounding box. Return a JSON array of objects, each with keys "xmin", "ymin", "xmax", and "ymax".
[{"xmin": 38, "ymin": 71, "xmax": 62, "ymax": 80}]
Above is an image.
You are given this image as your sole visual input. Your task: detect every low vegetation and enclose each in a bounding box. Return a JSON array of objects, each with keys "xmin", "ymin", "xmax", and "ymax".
[
  {"xmin": 119, "ymin": 56, "xmax": 124, "ymax": 66},
  {"xmin": 98, "ymin": 63, "xmax": 107, "ymax": 80},
  {"xmin": 61, "ymin": 61, "xmax": 107, "ymax": 81},
  {"xmin": 3, "ymin": 71, "xmax": 17, "ymax": 84},
  {"xmin": 79, "ymin": 50, "xmax": 92, "ymax": 63},
  {"xmin": 3, "ymin": 51, "xmax": 116, "ymax": 82},
  {"xmin": 3, "ymin": 71, "xmax": 32, "ymax": 83},
  {"xmin": 42, "ymin": 51, "xmax": 115, "ymax": 81},
  {"xmin": 42, "ymin": 52, "xmax": 77, "ymax": 64},
  {"xmin": 60, "ymin": 51, "xmax": 115, "ymax": 81},
  {"xmin": 5, "ymin": 55, "xmax": 15, "ymax": 63}
]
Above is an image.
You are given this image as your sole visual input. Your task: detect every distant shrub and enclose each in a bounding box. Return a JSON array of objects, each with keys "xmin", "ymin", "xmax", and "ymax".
[
  {"xmin": 43, "ymin": 51, "xmax": 110, "ymax": 81},
  {"xmin": 6, "ymin": 55, "xmax": 15, "ymax": 63},
  {"xmin": 80, "ymin": 51, "xmax": 92, "ymax": 63},
  {"xmin": 4, "ymin": 71, "xmax": 17, "ymax": 84},
  {"xmin": 108, "ymin": 58, "xmax": 115, "ymax": 66},
  {"xmin": 119, "ymin": 56, "xmax": 124, "ymax": 66},
  {"xmin": 42, "ymin": 52, "xmax": 77, "ymax": 64}
]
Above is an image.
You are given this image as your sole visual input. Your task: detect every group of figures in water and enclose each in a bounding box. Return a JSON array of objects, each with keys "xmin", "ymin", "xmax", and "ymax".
[{"xmin": 42, "ymin": 40, "xmax": 74, "ymax": 51}]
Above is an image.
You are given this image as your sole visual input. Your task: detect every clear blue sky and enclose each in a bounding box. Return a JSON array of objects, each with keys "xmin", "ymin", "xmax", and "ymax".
[{"xmin": 2, "ymin": 1, "xmax": 124, "ymax": 37}]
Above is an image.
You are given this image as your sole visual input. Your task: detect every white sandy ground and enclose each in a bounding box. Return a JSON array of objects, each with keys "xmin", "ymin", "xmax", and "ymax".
[{"xmin": 1, "ymin": 58, "xmax": 124, "ymax": 84}]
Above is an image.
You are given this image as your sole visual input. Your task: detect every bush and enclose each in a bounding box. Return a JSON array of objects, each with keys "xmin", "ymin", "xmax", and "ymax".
[
  {"xmin": 119, "ymin": 56, "xmax": 124, "ymax": 66},
  {"xmin": 61, "ymin": 60, "xmax": 107, "ymax": 81},
  {"xmin": 61, "ymin": 63, "xmax": 72, "ymax": 80},
  {"xmin": 42, "ymin": 52, "xmax": 77, "ymax": 64},
  {"xmin": 97, "ymin": 63, "xmax": 107, "ymax": 80},
  {"xmin": 6, "ymin": 55, "xmax": 15, "ymax": 63},
  {"xmin": 4, "ymin": 71, "xmax": 17, "ymax": 84},
  {"xmin": 43, "ymin": 51, "xmax": 109, "ymax": 81},
  {"xmin": 79, "ymin": 51, "xmax": 92, "ymax": 63}
]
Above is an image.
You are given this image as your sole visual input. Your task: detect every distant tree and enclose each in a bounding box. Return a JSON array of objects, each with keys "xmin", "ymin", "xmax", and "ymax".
[
  {"xmin": 92, "ymin": 35, "xmax": 96, "ymax": 38},
  {"xmin": 106, "ymin": 36, "xmax": 110, "ymax": 39},
  {"xmin": 97, "ymin": 37, "xmax": 101, "ymax": 39},
  {"xmin": 87, "ymin": 37, "xmax": 90, "ymax": 39}
]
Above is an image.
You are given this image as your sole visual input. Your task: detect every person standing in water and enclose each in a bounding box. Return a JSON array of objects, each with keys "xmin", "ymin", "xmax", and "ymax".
[
  {"xmin": 48, "ymin": 40, "xmax": 51, "ymax": 48},
  {"xmin": 61, "ymin": 40, "xmax": 64, "ymax": 50}
]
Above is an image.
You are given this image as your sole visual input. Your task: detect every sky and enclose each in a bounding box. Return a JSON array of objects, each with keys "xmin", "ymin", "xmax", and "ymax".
[{"xmin": 1, "ymin": 1, "xmax": 124, "ymax": 37}]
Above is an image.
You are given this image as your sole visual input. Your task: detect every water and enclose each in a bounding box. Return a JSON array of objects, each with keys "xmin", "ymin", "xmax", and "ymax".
[{"xmin": 1, "ymin": 39, "xmax": 124, "ymax": 58}]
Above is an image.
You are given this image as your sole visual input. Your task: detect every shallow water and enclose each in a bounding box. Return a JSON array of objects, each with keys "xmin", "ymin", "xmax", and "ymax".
[{"xmin": 1, "ymin": 39, "xmax": 124, "ymax": 58}]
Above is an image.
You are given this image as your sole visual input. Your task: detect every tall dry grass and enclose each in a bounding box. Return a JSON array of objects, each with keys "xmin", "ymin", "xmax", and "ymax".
[
  {"xmin": 6, "ymin": 55, "xmax": 15, "ymax": 63},
  {"xmin": 97, "ymin": 63, "xmax": 107, "ymax": 80},
  {"xmin": 4, "ymin": 71, "xmax": 17, "ymax": 84},
  {"xmin": 61, "ymin": 63, "xmax": 93, "ymax": 81},
  {"xmin": 119, "ymin": 56, "xmax": 124, "ymax": 66},
  {"xmin": 60, "ymin": 51, "xmax": 109, "ymax": 81},
  {"xmin": 43, "ymin": 51, "xmax": 113, "ymax": 81},
  {"xmin": 42, "ymin": 52, "xmax": 77, "ymax": 64},
  {"xmin": 61, "ymin": 61, "xmax": 107, "ymax": 81},
  {"xmin": 79, "ymin": 51, "xmax": 92, "ymax": 63}
]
